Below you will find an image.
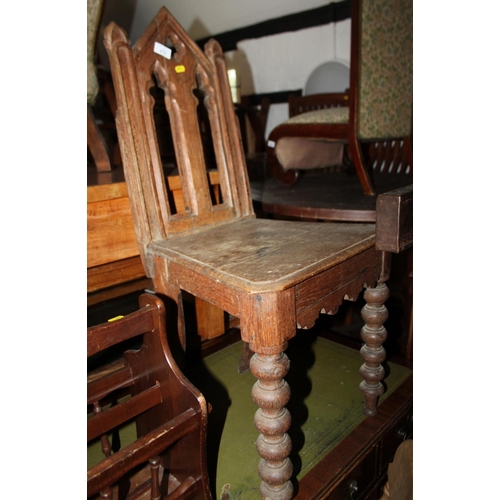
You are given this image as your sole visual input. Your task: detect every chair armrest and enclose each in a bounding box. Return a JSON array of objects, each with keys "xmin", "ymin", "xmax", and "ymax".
[{"xmin": 375, "ymin": 185, "xmax": 413, "ymax": 253}]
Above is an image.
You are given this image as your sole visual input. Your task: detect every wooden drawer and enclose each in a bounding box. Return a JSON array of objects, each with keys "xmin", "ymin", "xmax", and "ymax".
[
  {"xmin": 379, "ymin": 412, "xmax": 413, "ymax": 473},
  {"xmin": 325, "ymin": 408, "xmax": 412, "ymax": 500},
  {"xmin": 326, "ymin": 444, "xmax": 378, "ymax": 500}
]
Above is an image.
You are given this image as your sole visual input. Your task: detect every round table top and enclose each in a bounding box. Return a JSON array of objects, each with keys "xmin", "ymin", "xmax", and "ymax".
[{"xmin": 251, "ymin": 172, "xmax": 413, "ymax": 222}]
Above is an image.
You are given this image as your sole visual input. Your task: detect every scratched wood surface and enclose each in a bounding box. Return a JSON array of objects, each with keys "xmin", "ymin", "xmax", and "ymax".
[{"xmin": 151, "ymin": 219, "xmax": 375, "ymax": 292}]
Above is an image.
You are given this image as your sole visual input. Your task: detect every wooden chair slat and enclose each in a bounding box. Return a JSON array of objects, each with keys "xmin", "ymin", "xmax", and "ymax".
[{"xmin": 88, "ymin": 408, "xmax": 198, "ymax": 496}]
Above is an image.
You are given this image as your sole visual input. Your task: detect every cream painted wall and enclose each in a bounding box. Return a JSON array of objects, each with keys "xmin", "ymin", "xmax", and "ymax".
[
  {"xmin": 223, "ymin": 19, "xmax": 351, "ymax": 138},
  {"xmin": 128, "ymin": 0, "xmax": 337, "ymax": 43},
  {"xmin": 226, "ymin": 20, "xmax": 350, "ymax": 96},
  {"xmin": 99, "ymin": 0, "xmax": 351, "ymax": 141}
]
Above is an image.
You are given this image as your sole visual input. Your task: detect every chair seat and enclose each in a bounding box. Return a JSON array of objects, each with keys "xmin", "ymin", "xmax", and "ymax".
[
  {"xmin": 269, "ymin": 107, "xmax": 349, "ymax": 175},
  {"xmin": 275, "ymin": 137, "xmax": 345, "ymax": 172},
  {"xmin": 149, "ymin": 218, "xmax": 375, "ymax": 292}
]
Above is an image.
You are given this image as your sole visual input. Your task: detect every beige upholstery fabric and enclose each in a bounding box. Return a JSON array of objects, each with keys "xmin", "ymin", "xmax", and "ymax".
[
  {"xmin": 275, "ymin": 108, "xmax": 347, "ymax": 171},
  {"xmin": 358, "ymin": 0, "xmax": 412, "ymax": 139},
  {"xmin": 285, "ymin": 107, "xmax": 349, "ymax": 125},
  {"xmin": 87, "ymin": 0, "xmax": 104, "ymax": 105},
  {"xmin": 276, "ymin": 137, "xmax": 344, "ymax": 172}
]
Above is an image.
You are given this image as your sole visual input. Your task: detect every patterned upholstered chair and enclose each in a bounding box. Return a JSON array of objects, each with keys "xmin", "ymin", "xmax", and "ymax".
[
  {"xmin": 266, "ymin": 0, "xmax": 413, "ymax": 195},
  {"xmin": 266, "ymin": 62, "xmax": 350, "ymax": 186}
]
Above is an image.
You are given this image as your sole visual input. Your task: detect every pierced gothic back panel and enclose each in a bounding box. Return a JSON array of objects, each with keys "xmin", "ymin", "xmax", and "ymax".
[{"xmin": 105, "ymin": 8, "xmax": 253, "ymax": 254}]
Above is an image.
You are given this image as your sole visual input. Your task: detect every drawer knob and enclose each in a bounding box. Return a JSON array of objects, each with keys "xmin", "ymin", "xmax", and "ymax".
[
  {"xmin": 397, "ymin": 415, "xmax": 413, "ymax": 441},
  {"xmin": 349, "ymin": 480, "xmax": 359, "ymax": 499},
  {"xmin": 397, "ymin": 427, "xmax": 408, "ymax": 440}
]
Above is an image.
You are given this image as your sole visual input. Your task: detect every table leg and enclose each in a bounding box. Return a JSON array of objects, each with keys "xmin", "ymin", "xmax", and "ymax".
[
  {"xmin": 359, "ymin": 281, "xmax": 389, "ymax": 416},
  {"xmin": 250, "ymin": 350, "xmax": 294, "ymax": 500}
]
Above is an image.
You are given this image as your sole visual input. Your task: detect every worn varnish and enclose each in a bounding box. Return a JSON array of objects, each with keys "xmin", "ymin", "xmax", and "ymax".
[{"xmin": 104, "ymin": 7, "xmax": 401, "ymax": 498}]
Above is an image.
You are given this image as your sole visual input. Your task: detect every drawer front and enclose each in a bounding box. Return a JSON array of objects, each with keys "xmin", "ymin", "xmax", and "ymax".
[
  {"xmin": 380, "ymin": 408, "xmax": 413, "ymax": 471},
  {"xmin": 326, "ymin": 405, "xmax": 413, "ymax": 500},
  {"xmin": 326, "ymin": 445, "xmax": 378, "ymax": 500}
]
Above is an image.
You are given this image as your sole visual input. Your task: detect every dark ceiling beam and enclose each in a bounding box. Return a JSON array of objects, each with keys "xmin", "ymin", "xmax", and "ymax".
[{"xmin": 196, "ymin": 0, "xmax": 351, "ymax": 52}]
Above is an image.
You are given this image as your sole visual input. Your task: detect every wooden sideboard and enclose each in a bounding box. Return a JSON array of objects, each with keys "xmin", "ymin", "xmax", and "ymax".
[
  {"xmin": 87, "ymin": 171, "xmax": 228, "ymax": 340},
  {"xmin": 87, "ymin": 181, "xmax": 148, "ymax": 303}
]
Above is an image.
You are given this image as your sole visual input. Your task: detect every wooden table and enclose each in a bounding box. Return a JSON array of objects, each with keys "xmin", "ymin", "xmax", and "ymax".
[{"xmin": 251, "ymin": 172, "xmax": 413, "ymax": 222}]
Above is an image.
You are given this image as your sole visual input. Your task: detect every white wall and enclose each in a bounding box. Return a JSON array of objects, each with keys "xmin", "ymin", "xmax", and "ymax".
[
  {"xmin": 225, "ymin": 19, "xmax": 350, "ymax": 96},
  {"xmin": 99, "ymin": 0, "xmax": 351, "ymax": 140},
  {"xmin": 224, "ymin": 18, "xmax": 351, "ymax": 138},
  {"xmin": 128, "ymin": 0, "xmax": 338, "ymax": 43}
]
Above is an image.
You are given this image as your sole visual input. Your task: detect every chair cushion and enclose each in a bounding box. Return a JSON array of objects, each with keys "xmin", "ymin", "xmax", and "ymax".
[
  {"xmin": 274, "ymin": 108, "xmax": 348, "ymax": 171},
  {"xmin": 276, "ymin": 137, "xmax": 344, "ymax": 172}
]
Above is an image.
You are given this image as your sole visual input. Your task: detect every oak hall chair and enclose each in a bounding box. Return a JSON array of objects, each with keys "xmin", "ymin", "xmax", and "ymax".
[
  {"xmin": 87, "ymin": 293, "xmax": 211, "ymax": 499},
  {"xmin": 266, "ymin": 0, "xmax": 413, "ymax": 195},
  {"xmin": 105, "ymin": 9, "xmax": 393, "ymax": 499}
]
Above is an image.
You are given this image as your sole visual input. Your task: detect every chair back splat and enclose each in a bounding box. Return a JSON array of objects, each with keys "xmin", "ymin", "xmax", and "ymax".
[
  {"xmin": 105, "ymin": 10, "xmax": 253, "ymax": 276},
  {"xmin": 87, "ymin": 293, "xmax": 212, "ymax": 499}
]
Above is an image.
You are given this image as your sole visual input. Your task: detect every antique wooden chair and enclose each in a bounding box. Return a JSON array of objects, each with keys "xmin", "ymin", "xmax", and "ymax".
[
  {"xmin": 266, "ymin": 0, "xmax": 413, "ymax": 195},
  {"xmin": 104, "ymin": 9, "xmax": 394, "ymax": 499},
  {"xmin": 87, "ymin": 293, "xmax": 212, "ymax": 499}
]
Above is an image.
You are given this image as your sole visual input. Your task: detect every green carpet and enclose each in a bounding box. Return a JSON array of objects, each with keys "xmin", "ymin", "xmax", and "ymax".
[
  {"xmin": 88, "ymin": 333, "xmax": 412, "ymax": 499},
  {"xmin": 187, "ymin": 333, "xmax": 412, "ymax": 499}
]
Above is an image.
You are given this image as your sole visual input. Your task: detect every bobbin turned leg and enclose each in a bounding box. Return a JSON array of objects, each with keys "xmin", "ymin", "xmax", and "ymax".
[
  {"xmin": 250, "ymin": 350, "xmax": 294, "ymax": 500},
  {"xmin": 359, "ymin": 281, "xmax": 390, "ymax": 416}
]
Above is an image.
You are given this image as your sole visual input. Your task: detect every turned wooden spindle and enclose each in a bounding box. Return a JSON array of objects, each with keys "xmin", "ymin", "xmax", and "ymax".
[
  {"xmin": 250, "ymin": 350, "xmax": 294, "ymax": 500},
  {"xmin": 92, "ymin": 402, "xmax": 114, "ymax": 499},
  {"xmin": 149, "ymin": 456, "xmax": 161, "ymax": 500},
  {"xmin": 359, "ymin": 281, "xmax": 389, "ymax": 416},
  {"xmin": 92, "ymin": 402, "xmax": 113, "ymax": 458}
]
